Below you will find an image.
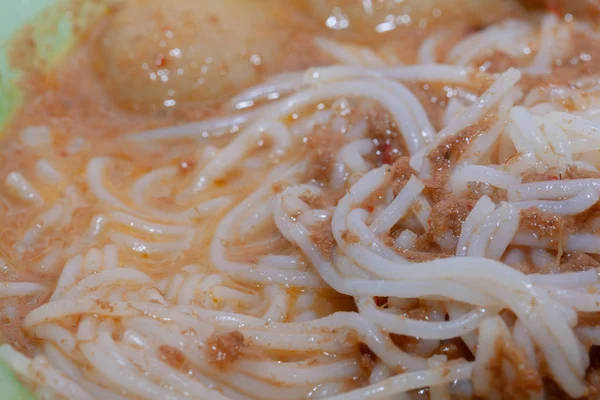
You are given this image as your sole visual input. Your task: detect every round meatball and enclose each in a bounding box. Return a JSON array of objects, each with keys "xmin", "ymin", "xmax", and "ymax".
[
  {"xmin": 301, "ymin": 0, "xmax": 528, "ymax": 41},
  {"xmin": 97, "ymin": 0, "xmax": 296, "ymax": 112}
]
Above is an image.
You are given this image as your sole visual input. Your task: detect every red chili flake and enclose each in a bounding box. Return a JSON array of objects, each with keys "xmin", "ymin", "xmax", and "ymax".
[
  {"xmin": 379, "ymin": 142, "xmax": 393, "ymax": 165},
  {"xmin": 374, "ymin": 296, "xmax": 388, "ymax": 307},
  {"xmin": 155, "ymin": 53, "xmax": 166, "ymax": 67},
  {"xmin": 547, "ymin": 1, "xmax": 563, "ymax": 17}
]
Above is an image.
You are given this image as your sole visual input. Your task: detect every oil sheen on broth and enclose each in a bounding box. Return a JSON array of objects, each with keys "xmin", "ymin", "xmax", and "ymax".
[{"xmin": 3, "ymin": 1, "xmax": 600, "ymax": 400}]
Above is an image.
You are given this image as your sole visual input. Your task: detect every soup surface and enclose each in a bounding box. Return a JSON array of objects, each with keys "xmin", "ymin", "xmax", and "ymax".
[{"xmin": 3, "ymin": 1, "xmax": 600, "ymax": 399}]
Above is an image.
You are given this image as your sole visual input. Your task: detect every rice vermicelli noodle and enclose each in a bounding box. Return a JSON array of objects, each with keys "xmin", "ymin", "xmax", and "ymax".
[{"xmin": 3, "ymin": 3, "xmax": 600, "ymax": 399}]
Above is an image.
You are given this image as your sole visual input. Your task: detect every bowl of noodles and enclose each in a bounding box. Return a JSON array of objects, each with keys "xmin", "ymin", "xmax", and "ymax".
[{"xmin": 3, "ymin": 1, "xmax": 600, "ymax": 399}]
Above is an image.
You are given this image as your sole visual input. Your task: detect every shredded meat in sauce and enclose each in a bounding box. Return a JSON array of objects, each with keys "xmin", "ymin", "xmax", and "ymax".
[
  {"xmin": 306, "ymin": 126, "xmax": 348, "ymax": 183},
  {"xmin": 522, "ymin": 165, "xmax": 600, "ymax": 183},
  {"xmin": 519, "ymin": 207, "xmax": 570, "ymax": 240},
  {"xmin": 4, "ymin": 1, "xmax": 600, "ymax": 399},
  {"xmin": 205, "ymin": 331, "xmax": 246, "ymax": 369},
  {"xmin": 390, "ymin": 157, "xmax": 416, "ymax": 196},
  {"xmin": 487, "ymin": 335, "xmax": 544, "ymax": 398},
  {"xmin": 159, "ymin": 345, "xmax": 189, "ymax": 371},
  {"xmin": 310, "ymin": 219, "xmax": 336, "ymax": 261},
  {"xmin": 560, "ymin": 252, "xmax": 600, "ymax": 272},
  {"xmin": 428, "ymin": 116, "xmax": 496, "ymax": 186},
  {"xmin": 430, "ymin": 197, "xmax": 475, "ymax": 239}
]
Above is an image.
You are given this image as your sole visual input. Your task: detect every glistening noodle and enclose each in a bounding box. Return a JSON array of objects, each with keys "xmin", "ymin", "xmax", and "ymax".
[{"xmin": 2, "ymin": 2, "xmax": 600, "ymax": 399}]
